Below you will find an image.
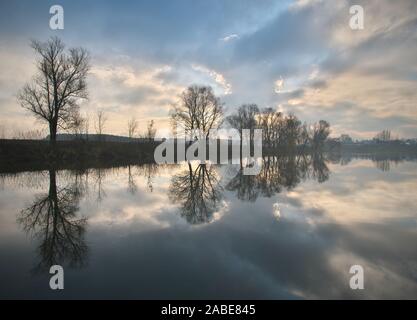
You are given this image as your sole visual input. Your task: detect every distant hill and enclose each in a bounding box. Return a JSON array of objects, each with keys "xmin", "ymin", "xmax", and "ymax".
[{"xmin": 47, "ymin": 133, "xmax": 152, "ymax": 143}]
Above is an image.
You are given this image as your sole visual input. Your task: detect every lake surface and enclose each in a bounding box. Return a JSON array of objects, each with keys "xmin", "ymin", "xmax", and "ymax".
[{"xmin": 0, "ymin": 155, "xmax": 416, "ymax": 299}]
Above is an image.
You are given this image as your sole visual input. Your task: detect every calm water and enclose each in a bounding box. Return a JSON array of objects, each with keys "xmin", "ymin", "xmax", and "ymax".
[{"xmin": 0, "ymin": 155, "xmax": 416, "ymax": 299}]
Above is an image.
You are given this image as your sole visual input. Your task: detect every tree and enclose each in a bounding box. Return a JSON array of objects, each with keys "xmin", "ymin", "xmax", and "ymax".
[
  {"xmin": 258, "ymin": 108, "xmax": 283, "ymax": 147},
  {"xmin": 0, "ymin": 123, "xmax": 6, "ymax": 139},
  {"xmin": 227, "ymin": 104, "xmax": 259, "ymax": 139},
  {"xmin": 84, "ymin": 112, "xmax": 90, "ymax": 140},
  {"xmin": 171, "ymin": 86, "xmax": 223, "ymax": 139},
  {"xmin": 374, "ymin": 129, "xmax": 391, "ymax": 142},
  {"xmin": 13, "ymin": 129, "xmax": 46, "ymax": 140},
  {"xmin": 71, "ymin": 114, "xmax": 85, "ymax": 139},
  {"xmin": 227, "ymin": 104, "xmax": 259, "ymax": 163},
  {"xmin": 298, "ymin": 122, "xmax": 310, "ymax": 148},
  {"xmin": 145, "ymin": 119, "xmax": 156, "ymax": 141},
  {"xmin": 127, "ymin": 117, "xmax": 138, "ymax": 139},
  {"xmin": 311, "ymin": 120, "xmax": 330, "ymax": 150},
  {"xmin": 340, "ymin": 134, "xmax": 353, "ymax": 144},
  {"xmin": 281, "ymin": 114, "xmax": 302, "ymax": 147},
  {"xmin": 95, "ymin": 110, "xmax": 107, "ymax": 139},
  {"xmin": 18, "ymin": 37, "xmax": 90, "ymax": 144}
]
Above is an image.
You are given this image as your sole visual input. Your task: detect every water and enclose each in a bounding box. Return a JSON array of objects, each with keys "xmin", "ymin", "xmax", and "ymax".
[{"xmin": 0, "ymin": 155, "xmax": 416, "ymax": 299}]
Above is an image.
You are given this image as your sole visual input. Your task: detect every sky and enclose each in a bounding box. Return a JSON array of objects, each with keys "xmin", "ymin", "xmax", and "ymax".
[{"xmin": 0, "ymin": 0, "xmax": 416, "ymax": 139}]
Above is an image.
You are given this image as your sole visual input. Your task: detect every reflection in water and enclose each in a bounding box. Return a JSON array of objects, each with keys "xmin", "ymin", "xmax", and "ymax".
[
  {"xmin": 127, "ymin": 163, "xmax": 159, "ymax": 194},
  {"xmin": 93, "ymin": 168, "xmax": 106, "ymax": 202},
  {"xmin": 311, "ymin": 153, "xmax": 330, "ymax": 182},
  {"xmin": 227, "ymin": 154, "xmax": 329, "ymax": 202},
  {"xmin": 375, "ymin": 159, "xmax": 392, "ymax": 172},
  {"xmin": 169, "ymin": 163, "xmax": 223, "ymax": 225},
  {"xmin": 17, "ymin": 170, "xmax": 88, "ymax": 271},
  {"xmin": 328, "ymin": 152, "xmax": 417, "ymax": 172},
  {"xmin": 127, "ymin": 165, "xmax": 137, "ymax": 194},
  {"xmin": 2, "ymin": 152, "xmax": 417, "ymax": 298}
]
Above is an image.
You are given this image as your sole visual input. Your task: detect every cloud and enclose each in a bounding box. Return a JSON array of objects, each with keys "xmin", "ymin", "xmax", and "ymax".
[
  {"xmin": 0, "ymin": 0, "xmax": 416, "ymax": 138},
  {"xmin": 274, "ymin": 77, "xmax": 284, "ymax": 93},
  {"xmin": 219, "ymin": 34, "xmax": 239, "ymax": 42},
  {"xmin": 191, "ymin": 64, "xmax": 232, "ymax": 95},
  {"xmin": 290, "ymin": 0, "xmax": 323, "ymax": 10}
]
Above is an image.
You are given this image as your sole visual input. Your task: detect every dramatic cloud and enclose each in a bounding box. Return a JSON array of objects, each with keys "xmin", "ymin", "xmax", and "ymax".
[{"xmin": 0, "ymin": 0, "xmax": 416, "ymax": 138}]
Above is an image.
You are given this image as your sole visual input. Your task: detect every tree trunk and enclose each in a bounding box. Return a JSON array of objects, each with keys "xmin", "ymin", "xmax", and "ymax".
[{"xmin": 49, "ymin": 120, "xmax": 57, "ymax": 145}]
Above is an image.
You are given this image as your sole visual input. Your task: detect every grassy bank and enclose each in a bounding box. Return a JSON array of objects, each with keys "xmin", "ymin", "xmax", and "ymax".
[{"xmin": 0, "ymin": 139, "xmax": 158, "ymax": 173}]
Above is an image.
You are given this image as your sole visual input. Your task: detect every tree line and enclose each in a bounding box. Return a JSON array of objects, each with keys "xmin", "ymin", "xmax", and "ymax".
[{"xmin": 170, "ymin": 85, "xmax": 331, "ymax": 150}]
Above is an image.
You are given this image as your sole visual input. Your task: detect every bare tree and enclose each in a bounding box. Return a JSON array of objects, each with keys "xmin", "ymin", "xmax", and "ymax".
[
  {"xmin": 171, "ymin": 86, "xmax": 223, "ymax": 139},
  {"xmin": 13, "ymin": 128, "xmax": 46, "ymax": 140},
  {"xmin": 374, "ymin": 129, "xmax": 391, "ymax": 142},
  {"xmin": 145, "ymin": 119, "xmax": 156, "ymax": 141},
  {"xmin": 227, "ymin": 104, "xmax": 259, "ymax": 163},
  {"xmin": 227, "ymin": 104, "xmax": 259, "ymax": 139},
  {"xmin": 281, "ymin": 114, "xmax": 301, "ymax": 147},
  {"xmin": 258, "ymin": 108, "xmax": 282, "ymax": 147},
  {"xmin": 84, "ymin": 112, "xmax": 90, "ymax": 140},
  {"xmin": 127, "ymin": 117, "xmax": 138, "ymax": 139},
  {"xmin": 311, "ymin": 120, "xmax": 330, "ymax": 150},
  {"xmin": 298, "ymin": 122, "xmax": 310, "ymax": 149},
  {"xmin": 95, "ymin": 110, "xmax": 107, "ymax": 139},
  {"xmin": 17, "ymin": 37, "xmax": 90, "ymax": 144},
  {"xmin": 71, "ymin": 114, "xmax": 85, "ymax": 139},
  {"xmin": 0, "ymin": 123, "xmax": 6, "ymax": 139}
]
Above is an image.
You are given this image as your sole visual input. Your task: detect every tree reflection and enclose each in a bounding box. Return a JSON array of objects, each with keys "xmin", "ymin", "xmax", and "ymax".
[
  {"xmin": 127, "ymin": 163, "xmax": 159, "ymax": 194},
  {"xmin": 227, "ymin": 153, "xmax": 329, "ymax": 202},
  {"xmin": 127, "ymin": 165, "xmax": 137, "ymax": 194},
  {"xmin": 17, "ymin": 170, "xmax": 88, "ymax": 272},
  {"xmin": 93, "ymin": 168, "xmax": 106, "ymax": 202},
  {"xmin": 311, "ymin": 152, "xmax": 330, "ymax": 182},
  {"xmin": 169, "ymin": 163, "xmax": 223, "ymax": 225}
]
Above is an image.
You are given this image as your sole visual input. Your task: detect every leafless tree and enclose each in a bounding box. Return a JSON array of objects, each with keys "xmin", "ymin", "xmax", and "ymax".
[
  {"xmin": 145, "ymin": 119, "xmax": 156, "ymax": 141},
  {"xmin": 0, "ymin": 123, "xmax": 6, "ymax": 139},
  {"xmin": 84, "ymin": 112, "xmax": 90, "ymax": 140},
  {"xmin": 227, "ymin": 104, "xmax": 259, "ymax": 139},
  {"xmin": 71, "ymin": 114, "xmax": 86, "ymax": 139},
  {"xmin": 17, "ymin": 37, "xmax": 90, "ymax": 143},
  {"xmin": 95, "ymin": 110, "xmax": 107, "ymax": 139},
  {"xmin": 257, "ymin": 108, "xmax": 282, "ymax": 147},
  {"xmin": 127, "ymin": 117, "xmax": 138, "ymax": 139},
  {"xmin": 298, "ymin": 122, "xmax": 310, "ymax": 150},
  {"xmin": 12, "ymin": 128, "xmax": 46, "ymax": 140},
  {"xmin": 374, "ymin": 129, "xmax": 391, "ymax": 142},
  {"xmin": 281, "ymin": 114, "xmax": 302, "ymax": 147},
  {"xmin": 171, "ymin": 86, "xmax": 223, "ymax": 139},
  {"xmin": 311, "ymin": 120, "xmax": 330, "ymax": 150},
  {"xmin": 227, "ymin": 104, "xmax": 259, "ymax": 164}
]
